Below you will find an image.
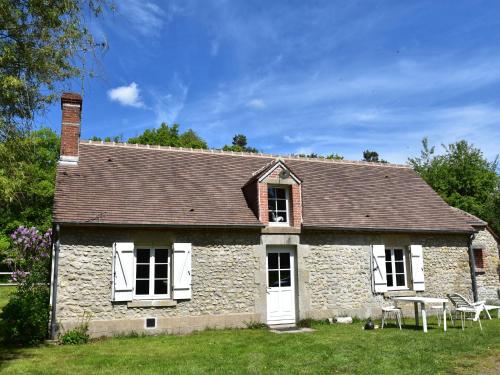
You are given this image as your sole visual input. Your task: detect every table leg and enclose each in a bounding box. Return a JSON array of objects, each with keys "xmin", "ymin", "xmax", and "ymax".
[
  {"xmin": 421, "ymin": 302, "xmax": 427, "ymax": 333},
  {"xmin": 442, "ymin": 302, "xmax": 447, "ymax": 332},
  {"xmin": 414, "ymin": 302, "xmax": 419, "ymax": 328}
]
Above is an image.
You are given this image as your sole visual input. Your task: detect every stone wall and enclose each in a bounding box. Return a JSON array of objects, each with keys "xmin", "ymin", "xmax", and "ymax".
[
  {"xmin": 54, "ymin": 226, "xmax": 499, "ymax": 336},
  {"xmin": 55, "ymin": 227, "xmax": 262, "ymax": 336},
  {"xmin": 300, "ymin": 231, "xmax": 474, "ymax": 318},
  {"xmin": 472, "ymin": 229, "xmax": 500, "ymax": 300}
]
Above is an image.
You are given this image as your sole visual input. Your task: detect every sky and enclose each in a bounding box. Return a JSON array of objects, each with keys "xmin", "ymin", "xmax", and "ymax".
[{"xmin": 40, "ymin": 0, "xmax": 500, "ymax": 164}]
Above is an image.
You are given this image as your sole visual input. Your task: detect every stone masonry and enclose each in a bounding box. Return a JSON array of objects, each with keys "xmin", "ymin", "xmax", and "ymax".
[
  {"xmin": 473, "ymin": 229, "xmax": 499, "ymax": 300},
  {"xmin": 54, "ymin": 226, "xmax": 499, "ymax": 336}
]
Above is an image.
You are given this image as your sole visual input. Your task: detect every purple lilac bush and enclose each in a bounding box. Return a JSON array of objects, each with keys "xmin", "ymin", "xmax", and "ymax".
[
  {"xmin": 0, "ymin": 226, "xmax": 52, "ymax": 346},
  {"xmin": 5, "ymin": 226, "xmax": 51, "ymax": 284}
]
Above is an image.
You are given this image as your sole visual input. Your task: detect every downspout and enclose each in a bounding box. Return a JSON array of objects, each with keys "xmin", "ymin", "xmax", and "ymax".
[
  {"xmin": 49, "ymin": 224, "xmax": 61, "ymax": 339},
  {"xmin": 467, "ymin": 233, "xmax": 478, "ymax": 302}
]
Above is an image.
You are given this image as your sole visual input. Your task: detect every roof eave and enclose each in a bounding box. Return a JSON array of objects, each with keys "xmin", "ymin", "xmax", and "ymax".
[
  {"xmin": 301, "ymin": 225, "xmax": 475, "ymax": 235},
  {"xmin": 53, "ymin": 221, "xmax": 265, "ymax": 229}
]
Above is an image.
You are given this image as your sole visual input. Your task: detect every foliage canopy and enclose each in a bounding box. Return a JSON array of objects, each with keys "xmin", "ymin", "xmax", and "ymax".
[
  {"xmin": 0, "ymin": 0, "xmax": 106, "ymax": 140},
  {"xmin": 0, "ymin": 128, "xmax": 59, "ymax": 250},
  {"xmin": 409, "ymin": 138, "xmax": 499, "ymax": 235},
  {"xmin": 127, "ymin": 123, "xmax": 208, "ymax": 149}
]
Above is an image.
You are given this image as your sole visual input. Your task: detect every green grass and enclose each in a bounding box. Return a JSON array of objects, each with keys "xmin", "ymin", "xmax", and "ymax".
[{"xmin": 0, "ymin": 317, "xmax": 498, "ymax": 374}]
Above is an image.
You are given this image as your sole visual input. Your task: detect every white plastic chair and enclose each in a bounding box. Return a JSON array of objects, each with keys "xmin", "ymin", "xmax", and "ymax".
[
  {"xmin": 447, "ymin": 293, "xmax": 485, "ymax": 331},
  {"xmin": 381, "ymin": 306, "xmax": 403, "ymax": 330}
]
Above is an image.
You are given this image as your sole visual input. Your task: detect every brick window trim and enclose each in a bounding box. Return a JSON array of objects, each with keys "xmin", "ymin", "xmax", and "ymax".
[
  {"xmin": 257, "ymin": 182, "xmax": 302, "ymax": 229},
  {"xmin": 473, "ymin": 248, "xmax": 485, "ymax": 271}
]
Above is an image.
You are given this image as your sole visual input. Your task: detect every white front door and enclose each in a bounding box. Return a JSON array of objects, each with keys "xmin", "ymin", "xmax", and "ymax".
[{"xmin": 266, "ymin": 248, "xmax": 296, "ymax": 324}]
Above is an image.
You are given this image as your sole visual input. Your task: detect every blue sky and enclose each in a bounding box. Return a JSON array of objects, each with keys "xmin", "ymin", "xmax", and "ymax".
[{"xmin": 40, "ymin": 0, "xmax": 500, "ymax": 164}]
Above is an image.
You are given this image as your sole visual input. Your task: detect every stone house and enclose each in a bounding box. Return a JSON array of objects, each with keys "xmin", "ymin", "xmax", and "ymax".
[{"xmin": 50, "ymin": 93, "xmax": 499, "ymax": 337}]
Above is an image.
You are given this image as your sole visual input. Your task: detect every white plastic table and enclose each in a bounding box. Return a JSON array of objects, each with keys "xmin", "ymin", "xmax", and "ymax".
[{"xmin": 392, "ymin": 296, "xmax": 448, "ymax": 333}]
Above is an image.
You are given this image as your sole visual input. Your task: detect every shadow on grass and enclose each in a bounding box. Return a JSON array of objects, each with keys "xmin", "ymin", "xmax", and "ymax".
[{"xmin": 0, "ymin": 343, "xmax": 36, "ymax": 371}]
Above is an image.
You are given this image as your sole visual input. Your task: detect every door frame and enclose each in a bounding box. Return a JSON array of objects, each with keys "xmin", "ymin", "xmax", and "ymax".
[{"xmin": 265, "ymin": 246, "xmax": 297, "ymax": 325}]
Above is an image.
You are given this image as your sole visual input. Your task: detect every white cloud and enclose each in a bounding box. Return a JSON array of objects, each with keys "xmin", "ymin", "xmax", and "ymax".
[
  {"xmin": 210, "ymin": 40, "xmax": 220, "ymax": 57},
  {"xmin": 246, "ymin": 98, "xmax": 266, "ymax": 109},
  {"xmin": 114, "ymin": 0, "xmax": 182, "ymax": 37},
  {"xmin": 107, "ymin": 82, "xmax": 144, "ymax": 108},
  {"xmin": 153, "ymin": 77, "xmax": 189, "ymax": 124}
]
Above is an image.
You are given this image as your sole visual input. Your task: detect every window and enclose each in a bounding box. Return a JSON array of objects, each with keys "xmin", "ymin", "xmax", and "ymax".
[
  {"xmin": 385, "ymin": 248, "xmax": 407, "ymax": 290},
  {"xmin": 473, "ymin": 248, "xmax": 484, "ymax": 269},
  {"xmin": 134, "ymin": 248, "xmax": 170, "ymax": 299},
  {"xmin": 268, "ymin": 186, "xmax": 289, "ymax": 226}
]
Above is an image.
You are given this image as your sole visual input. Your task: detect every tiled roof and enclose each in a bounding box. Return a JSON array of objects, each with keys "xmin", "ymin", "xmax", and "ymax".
[{"xmin": 53, "ymin": 141, "xmax": 475, "ymax": 233}]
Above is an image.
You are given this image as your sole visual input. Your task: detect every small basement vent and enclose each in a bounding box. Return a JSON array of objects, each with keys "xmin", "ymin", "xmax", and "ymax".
[{"xmin": 146, "ymin": 318, "xmax": 156, "ymax": 329}]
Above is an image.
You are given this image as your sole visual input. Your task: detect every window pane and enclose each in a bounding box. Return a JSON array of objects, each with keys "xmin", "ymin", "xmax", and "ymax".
[
  {"xmin": 136, "ymin": 264, "xmax": 150, "ymax": 279},
  {"xmin": 135, "ymin": 280, "xmax": 149, "ymax": 295},
  {"xmin": 280, "ymin": 253, "xmax": 290, "ymax": 269},
  {"xmin": 276, "ymin": 199, "xmax": 287, "ymax": 211},
  {"xmin": 277, "ymin": 212, "xmax": 287, "ymax": 223},
  {"xmin": 155, "ymin": 249, "xmax": 169, "ymax": 263},
  {"xmin": 136, "ymin": 249, "xmax": 150, "ymax": 263},
  {"xmin": 155, "ymin": 264, "xmax": 168, "ymax": 278},
  {"xmin": 395, "ymin": 261, "xmax": 404, "ymax": 273},
  {"xmin": 275, "ymin": 188, "xmax": 286, "ymax": 199},
  {"xmin": 385, "ymin": 261, "xmax": 392, "ymax": 274},
  {"xmin": 394, "ymin": 250, "xmax": 403, "ymax": 261},
  {"xmin": 268, "ymin": 187, "xmax": 276, "ymax": 199},
  {"xmin": 154, "ymin": 280, "xmax": 168, "ymax": 294},
  {"xmin": 268, "ymin": 200, "xmax": 275, "ymax": 210},
  {"xmin": 268, "ymin": 253, "xmax": 279, "ymax": 269},
  {"xmin": 268, "ymin": 270, "xmax": 279, "ymax": 287},
  {"xmin": 385, "ymin": 249, "xmax": 391, "ymax": 261},
  {"xmin": 280, "ymin": 270, "xmax": 291, "ymax": 287},
  {"xmin": 396, "ymin": 274, "xmax": 405, "ymax": 286},
  {"xmin": 387, "ymin": 274, "xmax": 393, "ymax": 287}
]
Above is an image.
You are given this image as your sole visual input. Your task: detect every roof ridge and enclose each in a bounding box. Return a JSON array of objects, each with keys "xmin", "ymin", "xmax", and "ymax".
[{"xmin": 80, "ymin": 139, "xmax": 411, "ymax": 169}]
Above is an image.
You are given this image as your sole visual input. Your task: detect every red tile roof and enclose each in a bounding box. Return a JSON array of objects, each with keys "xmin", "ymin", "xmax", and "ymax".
[{"xmin": 53, "ymin": 141, "xmax": 475, "ymax": 233}]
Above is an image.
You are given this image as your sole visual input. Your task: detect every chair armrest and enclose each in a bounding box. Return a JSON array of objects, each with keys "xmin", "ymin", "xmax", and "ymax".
[{"xmin": 472, "ymin": 301, "xmax": 486, "ymax": 306}]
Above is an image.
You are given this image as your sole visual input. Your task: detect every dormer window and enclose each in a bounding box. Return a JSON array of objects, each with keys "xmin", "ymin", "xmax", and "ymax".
[{"xmin": 268, "ymin": 186, "xmax": 289, "ymax": 226}]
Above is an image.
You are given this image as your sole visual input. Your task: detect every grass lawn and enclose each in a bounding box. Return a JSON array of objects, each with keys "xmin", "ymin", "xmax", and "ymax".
[{"xmin": 0, "ymin": 316, "xmax": 498, "ymax": 374}]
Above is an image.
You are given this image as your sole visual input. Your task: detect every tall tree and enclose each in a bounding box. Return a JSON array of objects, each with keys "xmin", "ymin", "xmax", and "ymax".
[
  {"xmin": 127, "ymin": 123, "xmax": 207, "ymax": 149},
  {"xmin": 0, "ymin": 128, "xmax": 59, "ymax": 250},
  {"xmin": 223, "ymin": 133, "xmax": 258, "ymax": 153},
  {"xmin": 0, "ymin": 0, "xmax": 107, "ymax": 140},
  {"xmin": 362, "ymin": 150, "xmax": 387, "ymax": 163},
  {"xmin": 409, "ymin": 138, "xmax": 499, "ymax": 235}
]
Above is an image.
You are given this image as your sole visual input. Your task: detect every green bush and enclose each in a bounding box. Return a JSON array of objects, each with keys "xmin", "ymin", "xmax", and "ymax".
[
  {"xmin": 0, "ymin": 285, "xmax": 50, "ymax": 346},
  {"xmin": 60, "ymin": 324, "xmax": 90, "ymax": 345}
]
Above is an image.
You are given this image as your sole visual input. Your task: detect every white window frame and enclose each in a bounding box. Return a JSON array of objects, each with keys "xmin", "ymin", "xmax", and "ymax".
[
  {"xmin": 385, "ymin": 248, "xmax": 408, "ymax": 291},
  {"xmin": 267, "ymin": 186, "xmax": 290, "ymax": 227},
  {"xmin": 133, "ymin": 247, "xmax": 171, "ymax": 300}
]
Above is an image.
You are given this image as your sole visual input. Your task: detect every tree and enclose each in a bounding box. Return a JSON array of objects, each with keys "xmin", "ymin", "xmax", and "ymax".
[
  {"xmin": 0, "ymin": 128, "xmax": 59, "ymax": 250},
  {"xmin": 90, "ymin": 135, "xmax": 122, "ymax": 142},
  {"xmin": 362, "ymin": 150, "xmax": 387, "ymax": 163},
  {"xmin": 409, "ymin": 138, "xmax": 499, "ymax": 235},
  {"xmin": 297, "ymin": 152, "xmax": 344, "ymax": 160},
  {"xmin": 127, "ymin": 123, "xmax": 207, "ymax": 149},
  {"xmin": 0, "ymin": 0, "xmax": 107, "ymax": 140},
  {"xmin": 223, "ymin": 134, "xmax": 258, "ymax": 153}
]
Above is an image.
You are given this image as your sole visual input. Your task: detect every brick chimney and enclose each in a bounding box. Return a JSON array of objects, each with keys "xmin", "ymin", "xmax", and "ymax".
[{"xmin": 60, "ymin": 92, "xmax": 83, "ymax": 164}]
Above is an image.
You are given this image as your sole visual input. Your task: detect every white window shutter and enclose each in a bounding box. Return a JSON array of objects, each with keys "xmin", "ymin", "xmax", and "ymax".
[
  {"xmin": 173, "ymin": 243, "xmax": 192, "ymax": 300},
  {"xmin": 410, "ymin": 244, "xmax": 425, "ymax": 291},
  {"xmin": 372, "ymin": 245, "xmax": 387, "ymax": 293},
  {"xmin": 112, "ymin": 242, "xmax": 134, "ymax": 301}
]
